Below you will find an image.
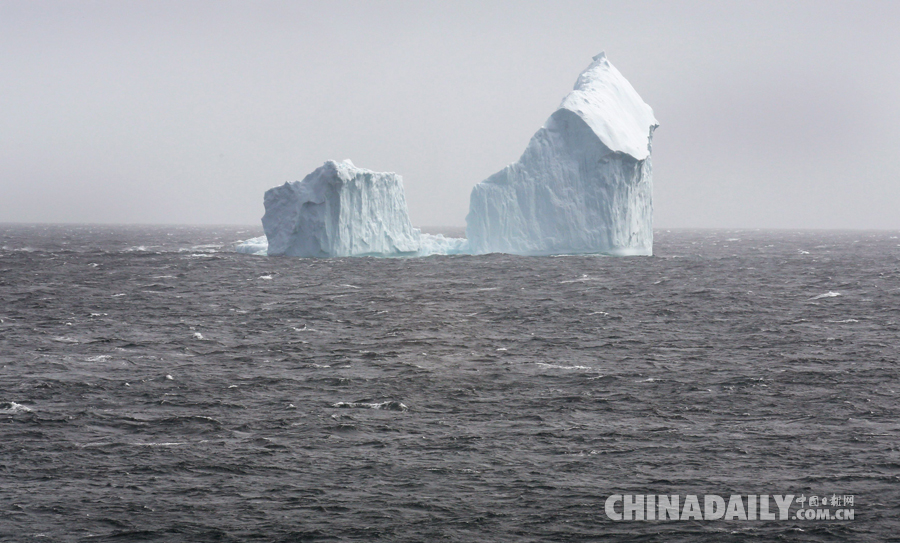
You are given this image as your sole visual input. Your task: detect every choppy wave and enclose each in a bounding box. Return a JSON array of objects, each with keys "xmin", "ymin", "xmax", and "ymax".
[
  {"xmin": 0, "ymin": 225, "xmax": 898, "ymax": 541},
  {"xmin": 332, "ymin": 400, "xmax": 409, "ymax": 411}
]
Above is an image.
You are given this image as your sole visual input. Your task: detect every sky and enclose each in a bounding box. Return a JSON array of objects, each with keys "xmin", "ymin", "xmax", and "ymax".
[{"xmin": 2, "ymin": 0, "xmax": 899, "ymax": 229}]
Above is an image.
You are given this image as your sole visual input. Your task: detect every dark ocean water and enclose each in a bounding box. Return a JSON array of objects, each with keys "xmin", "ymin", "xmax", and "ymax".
[{"xmin": 1, "ymin": 224, "xmax": 898, "ymax": 542}]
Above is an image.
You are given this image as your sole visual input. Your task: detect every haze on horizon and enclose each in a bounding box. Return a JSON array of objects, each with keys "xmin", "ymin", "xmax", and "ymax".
[{"xmin": 2, "ymin": 0, "xmax": 899, "ymax": 230}]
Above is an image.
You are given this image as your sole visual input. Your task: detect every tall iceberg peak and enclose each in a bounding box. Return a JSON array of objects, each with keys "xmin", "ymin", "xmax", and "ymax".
[
  {"xmin": 466, "ymin": 53, "xmax": 658, "ymax": 256},
  {"xmin": 262, "ymin": 160, "xmax": 421, "ymax": 257},
  {"xmin": 562, "ymin": 52, "xmax": 657, "ymax": 161}
]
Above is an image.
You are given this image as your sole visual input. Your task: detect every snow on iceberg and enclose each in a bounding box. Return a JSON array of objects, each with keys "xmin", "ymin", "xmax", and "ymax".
[
  {"xmin": 258, "ymin": 159, "xmax": 468, "ymax": 257},
  {"xmin": 466, "ymin": 52, "xmax": 658, "ymax": 256}
]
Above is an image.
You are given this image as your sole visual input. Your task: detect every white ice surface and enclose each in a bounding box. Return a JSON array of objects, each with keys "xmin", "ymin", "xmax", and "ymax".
[{"xmin": 559, "ymin": 52, "xmax": 657, "ymax": 161}]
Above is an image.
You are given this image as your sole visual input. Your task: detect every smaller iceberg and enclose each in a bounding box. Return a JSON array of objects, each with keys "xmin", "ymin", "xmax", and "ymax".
[
  {"xmin": 262, "ymin": 160, "xmax": 421, "ymax": 257},
  {"xmin": 253, "ymin": 160, "xmax": 467, "ymax": 257}
]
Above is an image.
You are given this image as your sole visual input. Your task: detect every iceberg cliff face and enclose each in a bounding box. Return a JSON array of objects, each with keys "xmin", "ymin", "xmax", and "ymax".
[
  {"xmin": 466, "ymin": 53, "xmax": 658, "ymax": 256},
  {"xmin": 262, "ymin": 160, "xmax": 421, "ymax": 257}
]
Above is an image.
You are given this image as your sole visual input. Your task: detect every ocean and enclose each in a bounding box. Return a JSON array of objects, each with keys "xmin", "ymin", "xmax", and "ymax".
[{"xmin": 1, "ymin": 224, "xmax": 898, "ymax": 542}]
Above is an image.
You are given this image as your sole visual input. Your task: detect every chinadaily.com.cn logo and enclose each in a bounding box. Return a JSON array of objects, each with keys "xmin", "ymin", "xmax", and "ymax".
[{"xmin": 604, "ymin": 494, "xmax": 855, "ymax": 521}]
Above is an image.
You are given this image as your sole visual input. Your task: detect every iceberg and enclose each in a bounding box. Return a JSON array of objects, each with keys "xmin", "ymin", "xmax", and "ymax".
[
  {"xmin": 466, "ymin": 52, "xmax": 658, "ymax": 256},
  {"xmin": 238, "ymin": 53, "xmax": 656, "ymax": 259},
  {"xmin": 262, "ymin": 160, "xmax": 423, "ymax": 257},
  {"xmin": 257, "ymin": 159, "xmax": 468, "ymax": 257}
]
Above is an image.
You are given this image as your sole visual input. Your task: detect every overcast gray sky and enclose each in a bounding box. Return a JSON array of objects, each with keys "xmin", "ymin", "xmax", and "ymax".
[{"xmin": 2, "ymin": 0, "xmax": 899, "ymax": 229}]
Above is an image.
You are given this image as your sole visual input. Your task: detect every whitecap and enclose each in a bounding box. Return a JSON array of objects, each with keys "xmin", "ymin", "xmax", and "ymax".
[
  {"xmin": 190, "ymin": 244, "xmax": 224, "ymax": 252},
  {"xmin": 535, "ymin": 362, "xmax": 594, "ymax": 370},
  {"xmin": 86, "ymin": 355, "xmax": 112, "ymax": 362},
  {"xmin": 811, "ymin": 291, "xmax": 841, "ymax": 300},
  {"xmin": 332, "ymin": 401, "xmax": 408, "ymax": 411},
  {"xmin": 560, "ymin": 274, "xmax": 596, "ymax": 284},
  {"xmin": 0, "ymin": 402, "xmax": 32, "ymax": 414}
]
